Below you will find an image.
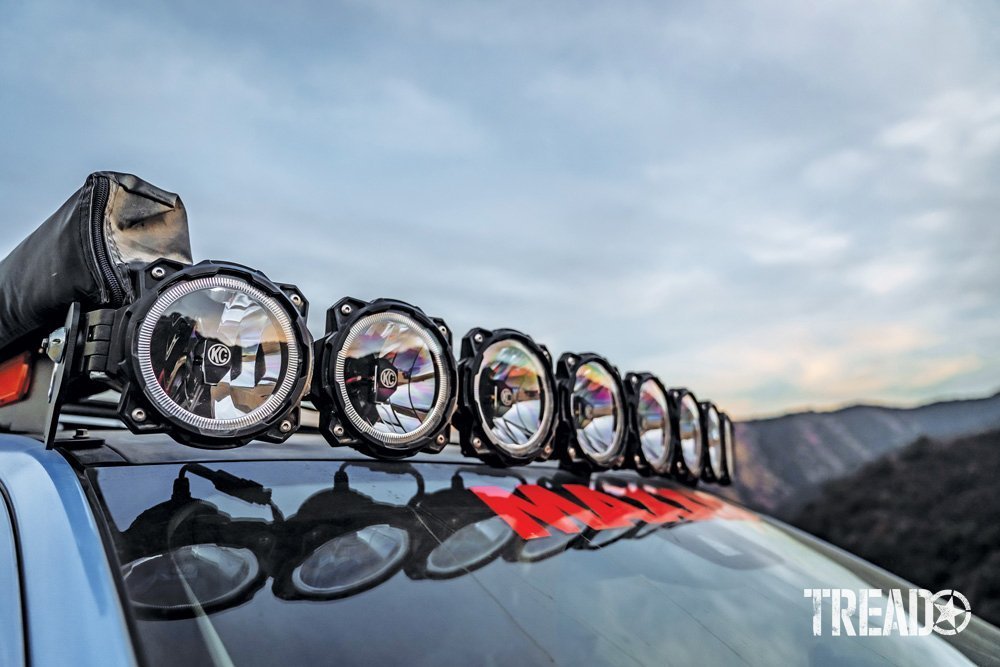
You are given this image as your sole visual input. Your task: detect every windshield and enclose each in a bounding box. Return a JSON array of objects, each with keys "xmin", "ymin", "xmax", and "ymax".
[{"xmin": 88, "ymin": 460, "xmax": 977, "ymax": 666}]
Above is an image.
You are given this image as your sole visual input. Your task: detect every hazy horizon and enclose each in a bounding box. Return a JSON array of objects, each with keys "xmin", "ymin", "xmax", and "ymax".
[{"xmin": 2, "ymin": 1, "xmax": 999, "ymax": 419}]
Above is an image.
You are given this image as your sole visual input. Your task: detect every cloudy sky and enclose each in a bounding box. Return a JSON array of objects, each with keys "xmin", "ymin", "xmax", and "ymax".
[{"xmin": 2, "ymin": 0, "xmax": 998, "ymax": 418}]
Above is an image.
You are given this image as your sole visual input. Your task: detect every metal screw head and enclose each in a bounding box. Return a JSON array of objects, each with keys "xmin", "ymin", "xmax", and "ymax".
[
  {"xmin": 473, "ymin": 333, "xmax": 484, "ymax": 344},
  {"xmin": 438, "ymin": 325, "xmax": 448, "ymax": 336},
  {"xmin": 634, "ymin": 454, "xmax": 642, "ymax": 466},
  {"xmin": 150, "ymin": 266, "xmax": 166, "ymax": 279},
  {"xmin": 290, "ymin": 294, "xmax": 303, "ymax": 307},
  {"xmin": 543, "ymin": 444, "xmax": 553, "ymax": 455},
  {"xmin": 436, "ymin": 434, "xmax": 447, "ymax": 445},
  {"xmin": 567, "ymin": 446, "xmax": 576, "ymax": 458},
  {"xmin": 631, "ymin": 375, "xmax": 638, "ymax": 385},
  {"xmin": 131, "ymin": 408, "xmax": 147, "ymax": 422},
  {"xmin": 279, "ymin": 420, "xmax": 293, "ymax": 433},
  {"xmin": 45, "ymin": 327, "xmax": 67, "ymax": 363},
  {"xmin": 472, "ymin": 437, "xmax": 483, "ymax": 448},
  {"xmin": 340, "ymin": 304, "xmax": 353, "ymax": 315},
  {"xmin": 332, "ymin": 424, "xmax": 345, "ymax": 437},
  {"xmin": 566, "ymin": 356, "xmax": 576, "ymax": 367}
]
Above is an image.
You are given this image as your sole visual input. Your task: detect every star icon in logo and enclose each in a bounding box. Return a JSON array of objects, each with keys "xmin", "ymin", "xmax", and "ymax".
[{"xmin": 932, "ymin": 590, "xmax": 972, "ymax": 635}]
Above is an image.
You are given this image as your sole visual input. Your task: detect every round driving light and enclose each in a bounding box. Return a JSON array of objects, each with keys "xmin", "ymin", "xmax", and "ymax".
[
  {"xmin": 99, "ymin": 260, "xmax": 312, "ymax": 448},
  {"xmin": 720, "ymin": 412, "xmax": 735, "ymax": 485},
  {"xmin": 699, "ymin": 401, "xmax": 724, "ymax": 483},
  {"xmin": 313, "ymin": 297, "xmax": 457, "ymax": 459},
  {"xmin": 624, "ymin": 372, "xmax": 673, "ymax": 475},
  {"xmin": 456, "ymin": 328, "xmax": 557, "ymax": 466},
  {"xmin": 667, "ymin": 388, "xmax": 702, "ymax": 484},
  {"xmin": 555, "ymin": 352, "xmax": 627, "ymax": 470}
]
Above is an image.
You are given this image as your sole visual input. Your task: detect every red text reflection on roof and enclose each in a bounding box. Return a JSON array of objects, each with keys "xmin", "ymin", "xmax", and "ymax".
[{"xmin": 471, "ymin": 481, "xmax": 755, "ymax": 540}]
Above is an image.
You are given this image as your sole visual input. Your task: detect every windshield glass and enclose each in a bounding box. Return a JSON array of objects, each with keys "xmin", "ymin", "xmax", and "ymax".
[{"xmin": 89, "ymin": 460, "xmax": 979, "ymax": 666}]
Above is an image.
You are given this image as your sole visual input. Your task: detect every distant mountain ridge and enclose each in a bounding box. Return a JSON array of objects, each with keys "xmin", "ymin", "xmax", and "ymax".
[{"xmin": 717, "ymin": 390, "xmax": 1000, "ymax": 516}]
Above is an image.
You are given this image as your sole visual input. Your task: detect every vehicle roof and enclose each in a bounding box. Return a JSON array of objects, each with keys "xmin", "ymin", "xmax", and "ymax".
[{"xmin": 5, "ymin": 429, "xmax": 1000, "ymax": 666}]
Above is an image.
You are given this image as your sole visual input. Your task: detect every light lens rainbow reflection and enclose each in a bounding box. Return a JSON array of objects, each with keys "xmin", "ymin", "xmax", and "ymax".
[
  {"xmin": 724, "ymin": 416, "xmax": 735, "ymax": 478},
  {"xmin": 474, "ymin": 339, "xmax": 552, "ymax": 456},
  {"xmin": 637, "ymin": 379, "xmax": 671, "ymax": 470},
  {"xmin": 706, "ymin": 405, "xmax": 723, "ymax": 477},
  {"xmin": 571, "ymin": 360, "xmax": 623, "ymax": 464},
  {"xmin": 679, "ymin": 394, "xmax": 702, "ymax": 473},
  {"xmin": 137, "ymin": 276, "xmax": 298, "ymax": 433},
  {"xmin": 335, "ymin": 311, "xmax": 449, "ymax": 447}
]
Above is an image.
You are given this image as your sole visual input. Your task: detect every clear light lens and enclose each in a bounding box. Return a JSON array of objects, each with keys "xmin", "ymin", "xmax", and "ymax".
[
  {"xmin": 679, "ymin": 394, "xmax": 702, "ymax": 473},
  {"xmin": 122, "ymin": 544, "xmax": 260, "ymax": 613},
  {"xmin": 425, "ymin": 516, "xmax": 514, "ymax": 577},
  {"xmin": 724, "ymin": 417, "xmax": 735, "ymax": 478},
  {"xmin": 292, "ymin": 524, "xmax": 409, "ymax": 597},
  {"xmin": 474, "ymin": 339, "xmax": 552, "ymax": 456},
  {"xmin": 571, "ymin": 360, "xmax": 623, "ymax": 464},
  {"xmin": 637, "ymin": 379, "xmax": 671, "ymax": 470},
  {"xmin": 706, "ymin": 405, "xmax": 723, "ymax": 477},
  {"xmin": 335, "ymin": 311, "xmax": 450, "ymax": 447},
  {"xmin": 136, "ymin": 276, "xmax": 299, "ymax": 432}
]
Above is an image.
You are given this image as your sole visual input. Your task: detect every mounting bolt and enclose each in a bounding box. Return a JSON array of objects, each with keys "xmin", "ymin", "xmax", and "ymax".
[
  {"xmin": 333, "ymin": 424, "xmax": 345, "ymax": 437},
  {"xmin": 131, "ymin": 408, "xmax": 147, "ymax": 422},
  {"xmin": 150, "ymin": 266, "xmax": 167, "ymax": 279},
  {"xmin": 634, "ymin": 454, "xmax": 642, "ymax": 466},
  {"xmin": 290, "ymin": 294, "xmax": 303, "ymax": 307},
  {"xmin": 473, "ymin": 333, "xmax": 484, "ymax": 344},
  {"xmin": 472, "ymin": 437, "xmax": 483, "ymax": 448},
  {"xmin": 543, "ymin": 444, "xmax": 553, "ymax": 455},
  {"xmin": 340, "ymin": 304, "xmax": 353, "ymax": 315},
  {"xmin": 631, "ymin": 376, "xmax": 638, "ymax": 385},
  {"xmin": 567, "ymin": 446, "xmax": 576, "ymax": 458},
  {"xmin": 436, "ymin": 434, "xmax": 447, "ymax": 445},
  {"xmin": 279, "ymin": 420, "xmax": 293, "ymax": 433},
  {"xmin": 438, "ymin": 325, "xmax": 448, "ymax": 336},
  {"xmin": 45, "ymin": 327, "xmax": 67, "ymax": 363},
  {"xmin": 566, "ymin": 356, "xmax": 576, "ymax": 367}
]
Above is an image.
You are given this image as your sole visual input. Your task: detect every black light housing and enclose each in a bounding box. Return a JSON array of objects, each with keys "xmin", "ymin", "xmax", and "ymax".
[
  {"xmin": 81, "ymin": 258, "xmax": 312, "ymax": 449},
  {"xmin": 623, "ymin": 372, "xmax": 673, "ymax": 475},
  {"xmin": 666, "ymin": 388, "xmax": 702, "ymax": 485},
  {"xmin": 455, "ymin": 327, "xmax": 557, "ymax": 467},
  {"xmin": 312, "ymin": 297, "xmax": 457, "ymax": 460},
  {"xmin": 719, "ymin": 412, "xmax": 735, "ymax": 485},
  {"xmin": 698, "ymin": 401, "xmax": 724, "ymax": 484},
  {"xmin": 554, "ymin": 352, "xmax": 627, "ymax": 471}
]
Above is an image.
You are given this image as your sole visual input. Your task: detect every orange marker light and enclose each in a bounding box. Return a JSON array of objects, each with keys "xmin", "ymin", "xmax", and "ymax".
[{"xmin": 0, "ymin": 352, "xmax": 32, "ymax": 407}]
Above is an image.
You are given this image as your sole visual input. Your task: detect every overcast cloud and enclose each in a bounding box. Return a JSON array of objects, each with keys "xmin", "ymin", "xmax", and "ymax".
[{"xmin": 2, "ymin": 0, "xmax": 998, "ymax": 417}]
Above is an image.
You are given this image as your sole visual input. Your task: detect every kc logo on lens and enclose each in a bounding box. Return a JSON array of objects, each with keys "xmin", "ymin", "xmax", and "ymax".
[
  {"xmin": 379, "ymin": 368, "xmax": 398, "ymax": 389},
  {"xmin": 206, "ymin": 343, "xmax": 232, "ymax": 367},
  {"xmin": 499, "ymin": 387, "xmax": 514, "ymax": 407}
]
